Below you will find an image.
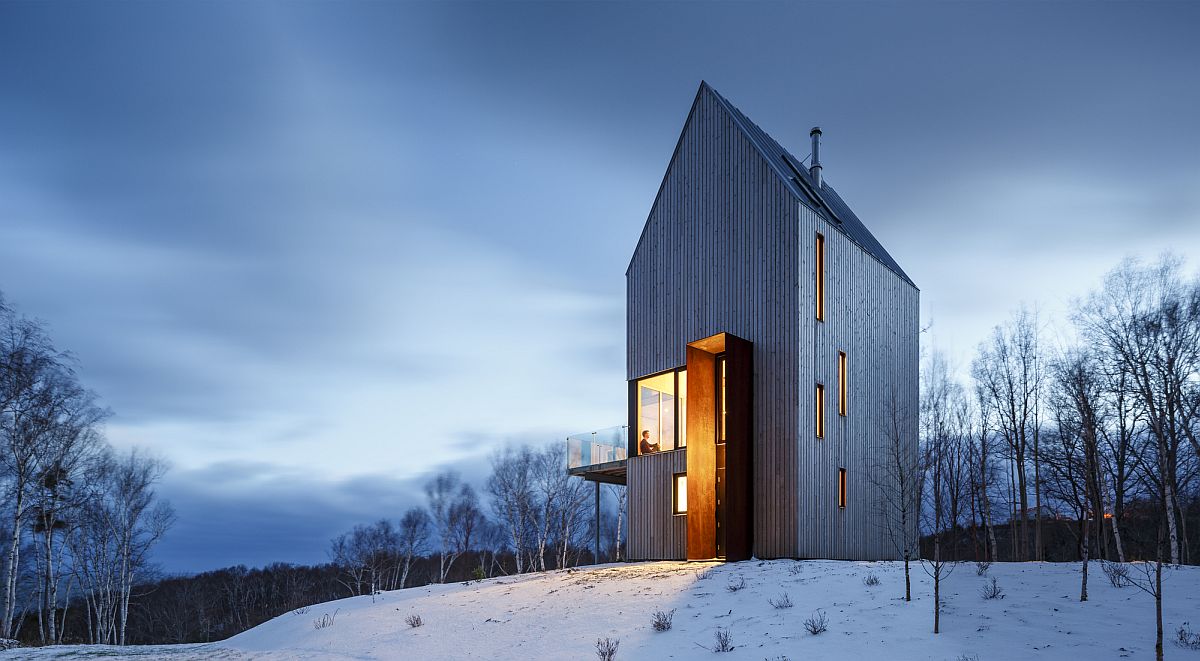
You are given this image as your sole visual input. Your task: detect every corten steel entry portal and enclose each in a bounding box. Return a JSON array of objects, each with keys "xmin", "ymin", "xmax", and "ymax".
[{"xmin": 684, "ymin": 332, "xmax": 752, "ymax": 561}]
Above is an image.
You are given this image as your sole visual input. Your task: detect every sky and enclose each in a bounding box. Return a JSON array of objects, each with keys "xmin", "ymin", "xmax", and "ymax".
[{"xmin": 1, "ymin": 1, "xmax": 1198, "ymax": 573}]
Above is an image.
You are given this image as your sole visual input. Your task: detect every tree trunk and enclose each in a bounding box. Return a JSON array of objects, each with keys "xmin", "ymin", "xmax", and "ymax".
[
  {"xmin": 1079, "ymin": 515, "xmax": 1089, "ymax": 602},
  {"xmin": 1154, "ymin": 555, "xmax": 1163, "ymax": 661},
  {"xmin": 2, "ymin": 493, "xmax": 25, "ymax": 639},
  {"xmin": 903, "ymin": 553, "xmax": 911, "ymax": 602},
  {"xmin": 1165, "ymin": 482, "xmax": 1181, "ymax": 565}
]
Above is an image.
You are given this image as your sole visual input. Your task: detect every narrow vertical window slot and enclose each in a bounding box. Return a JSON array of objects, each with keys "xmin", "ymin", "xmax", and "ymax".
[
  {"xmin": 838, "ymin": 468, "xmax": 847, "ymax": 509},
  {"xmin": 815, "ymin": 384, "xmax": 825, "ymax": 438},
  {"xmin": 838, "ymin": 351, "xmax": 848, "ymax": 416},
  {"xmin": 815, "ymin": 233, "xmax": 825, "ymax": 321}
]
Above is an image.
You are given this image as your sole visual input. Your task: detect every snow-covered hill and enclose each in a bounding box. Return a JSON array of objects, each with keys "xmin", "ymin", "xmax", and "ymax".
[{"xmin": 4, "ymin": 560, "xmax": 1197, "ymax": 660}]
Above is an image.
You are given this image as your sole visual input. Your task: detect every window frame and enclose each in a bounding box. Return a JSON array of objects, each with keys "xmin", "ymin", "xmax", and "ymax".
[
  {"xmin": 630, "ymin": 366, "xmax": 688, "ymax": 456},
  {"xmin": 815, "ymin": 383, "xmax": 825, "ymax": 439},
  {"xmin": 838, "ymin": 468, "xmax": 847, "ymax": 509},
  {"xmin": 672, "ymin": 472, "xmax": 688, "ymax": 515},
  {"xmin": 815, "ymin": 232, "xmax": 825, "ymax": 321},
  {"xmin": 838, "ymin": 351, "xmax": 848, "ymax": 417}
]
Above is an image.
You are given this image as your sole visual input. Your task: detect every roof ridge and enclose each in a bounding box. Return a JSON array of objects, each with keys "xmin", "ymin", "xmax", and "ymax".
[{"xmin": 704, "ymin": 84, "xmax": 915, "ymax": 288}]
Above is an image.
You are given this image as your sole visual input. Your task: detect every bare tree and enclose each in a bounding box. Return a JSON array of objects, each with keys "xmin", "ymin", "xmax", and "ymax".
[
  {"xmin": 606, "ymin": 484, "xmax": 626, "ymax": 562},
  {"xmin": 446, "ymin": 483, "xmax": 483, "ymax": 577},
  {"xmin": 530, "ymin": 445, "xmax": 572, "ymax": 571},
  {"xmin": 921, "ymin": 349, "xmax": 964, "ymax": 633},
  {"xmin": 329, "ymin": 520, "xmax": 400, "ymax": 596},
  {"xmin": 30, "ymin": 372, "xmax": 107, "ymax": 644},
  {"xmin": 1075, "ymin": 257, "xmax": 1200, "ymax": 565},
  {"xmin": 486, "ymin": 447, "xmax": 534, "ymax": 573},
  {"xmin": 425, "ymin": 471, "xmax": 482, "ymax": 583},
  {"xmin": 1046, "ymin": 350, "xmax": 1105, "ymax": 601},
  {"xmin": 425, "ymin": 471, "xmax": 461, "ymax": 583},
  {"xmin": 969, "ymin": 390, "xmax": 1000, "ymax": 562},
  {"xmin": 875, "ymin": 386, "xmax": 920, "ymax": 601},
  {"xmin": 0, "ymin": 306, "xmax": 68, "ymax": 638},
  {"xmin": 972, "ymin": 308, "xmax": 1044, "ymax": 561},
  {"xmin": 71, "ymin": 448, "xmax": 174, "ymax": 645},
  {"xmin": 396, "ymin": 507, "xmax": 430, "ymax": 589}
]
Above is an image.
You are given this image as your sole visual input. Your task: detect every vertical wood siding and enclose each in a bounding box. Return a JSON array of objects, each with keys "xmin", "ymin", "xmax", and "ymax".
[
  {"xmin": 626, "ymin": 450, "xmax": 688, "ymax": 560},
  {"xmin": 627, "ymin": 86, "xmax": 800, "ymax": 559},
  {"xmin": 626, "ymin": 85, "xmax": 918, "ymax": 561},
  {"xmin": 799, "ymin": 208, "xmax": 920, "ymax": 559}
]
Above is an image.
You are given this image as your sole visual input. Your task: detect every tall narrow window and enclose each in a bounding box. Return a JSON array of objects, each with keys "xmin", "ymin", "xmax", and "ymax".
[
  {"xmin": 673, "ymin": 473, "xmax": 688, "ymax": 514},
  {"xmin": 838, "ymin": 351, "xmax": 848, "ymax": 416},
  {"xmin": 815, "ymin": 233, "xmax": 825, "ymax": 321},
  {"xmin": 677, "ymin": 369, "xmax": 688, "ymax": 448},
  {"xmin": 838, "ymin": 468, "xmax": 847, "ymax": 509},
  {"xmin": 719, "ymin": 357, "xmax": 727, "ymax": 442},
  {"xmin": 815, "ymin": 384, "xmax": 825, "ymax": 438}
]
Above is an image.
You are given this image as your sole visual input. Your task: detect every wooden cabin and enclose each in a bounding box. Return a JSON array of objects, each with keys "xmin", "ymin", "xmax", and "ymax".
[{"xmin": 571, "ymin": 82, "xmax": 918, "ymax": 562}]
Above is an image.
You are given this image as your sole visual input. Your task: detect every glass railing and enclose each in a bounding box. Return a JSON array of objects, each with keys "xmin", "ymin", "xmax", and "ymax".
[{"xmin": 567, "ymin": 425, "xmax": 628, "ymax": 469}]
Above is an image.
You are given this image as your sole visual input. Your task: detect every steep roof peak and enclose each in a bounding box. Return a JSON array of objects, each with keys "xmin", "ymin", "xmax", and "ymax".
[{"xmin": 700, "ymin": 83, "xmax": 914, "ymax": 288}]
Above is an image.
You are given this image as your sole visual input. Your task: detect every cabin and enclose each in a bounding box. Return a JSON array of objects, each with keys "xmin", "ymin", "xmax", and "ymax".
[{"xmin": 569, "ymin": 82, "xmax": 918, "ymax": 562}]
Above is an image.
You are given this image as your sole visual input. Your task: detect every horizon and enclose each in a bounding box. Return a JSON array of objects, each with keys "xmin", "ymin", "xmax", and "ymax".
[{"xmin": 2, "ymin": 0, "xmax": 1199, "ymax": 574}]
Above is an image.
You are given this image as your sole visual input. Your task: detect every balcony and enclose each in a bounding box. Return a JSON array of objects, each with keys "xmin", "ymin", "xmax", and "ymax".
[{"xmin": 566, "ymin": 425, "xmax": 628, "ymax": 484}]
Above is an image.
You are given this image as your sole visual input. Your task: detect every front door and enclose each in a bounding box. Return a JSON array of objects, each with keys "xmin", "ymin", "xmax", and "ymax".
[{"xmin": 715, "ymin": 355, "xmax": 727, "ymax": 558}]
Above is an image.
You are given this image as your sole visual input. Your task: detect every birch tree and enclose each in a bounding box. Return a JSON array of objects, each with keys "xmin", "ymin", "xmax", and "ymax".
[
  {"xmin": 397, "ymin": 507, "xmax": 430, "ymax": 589},
  {"xmin": 487, "ymin": 447, "xmax": 534, "ymax": 573},
  {"xmin": 875, "ymin": 387, "xmax": 920, "ymax": 601},
  {"xmin": 971, "ymin": 308, "xmax": 1044, "ymax": 562}
]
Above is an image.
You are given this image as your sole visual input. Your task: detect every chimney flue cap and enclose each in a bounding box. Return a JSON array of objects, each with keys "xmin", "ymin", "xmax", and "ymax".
[{"xmin": 810, "ymin": 126, "xmax": 822, "ymax": 136}]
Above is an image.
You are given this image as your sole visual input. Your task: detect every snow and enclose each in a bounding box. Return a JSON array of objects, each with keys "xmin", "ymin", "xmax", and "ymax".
[{"xmin": 4, "ymin": 560, "xmax": 1197, "ymax": 660}]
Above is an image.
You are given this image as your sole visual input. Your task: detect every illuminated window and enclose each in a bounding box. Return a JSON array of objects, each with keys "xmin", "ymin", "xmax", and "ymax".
[
  {"xmin": 719, "ymin": 358, "xmax": 727, "ymax": 442},
  {"xmin": 838, "ymin": 352, "xmax": 848, "ymax": 416},
  {"xmin": 838, "ymin": 468, "xmax": 847, "ymax": 509},
  {"xmin": 677, "ymin": 369, "xmax": 687, "ymax": 449},
  {"xmin": 815, "ymin": 233, "xmax": 825, "ymax": 321},
  {"xmin": 637, "ymin": 372, "xmax": 676, "ymax": 454},
  {"xmin": 673, "ymin": 473, "xmax": 687, "ymax": 514},
  {"xmin": 815, "ymin": 384, "xmax": 825, "ymax": 438}
]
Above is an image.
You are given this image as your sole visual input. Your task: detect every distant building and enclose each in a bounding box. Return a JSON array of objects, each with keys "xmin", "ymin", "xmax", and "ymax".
[{"xmin": 570, "ymin": 82, "xmax": 918, "ymax": 561}]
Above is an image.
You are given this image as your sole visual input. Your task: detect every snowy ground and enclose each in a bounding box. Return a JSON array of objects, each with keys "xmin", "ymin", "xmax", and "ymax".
[{"xmin": 3, "ymin": 560, "xmax": 1197, "ymax": 660}]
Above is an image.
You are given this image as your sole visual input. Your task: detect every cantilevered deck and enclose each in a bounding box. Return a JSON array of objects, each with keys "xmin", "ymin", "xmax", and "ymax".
[{"xmin": 566, "ymin": 425, "xmax": 627, "ymax": 485}]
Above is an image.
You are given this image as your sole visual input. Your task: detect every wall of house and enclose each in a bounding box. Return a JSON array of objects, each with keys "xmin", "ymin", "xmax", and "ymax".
[
  {"xmin": 798, "ymin": 207, "xmax": 921, "ymax": 560},
  {"xmin": 626, "ymin": 449, "xmax": 687, "ymax": 560},
  {"xmin": 625, "ymin": 86, "xmax": 801, "ymax": 559}
]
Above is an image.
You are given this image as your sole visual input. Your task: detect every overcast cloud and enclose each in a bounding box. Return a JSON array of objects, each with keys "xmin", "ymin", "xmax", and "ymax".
[{"xmin": 1, "ymin": 1, "xmax": 1197, "ymax": 572}]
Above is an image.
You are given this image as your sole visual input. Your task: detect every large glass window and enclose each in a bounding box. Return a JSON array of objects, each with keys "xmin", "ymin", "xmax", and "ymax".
[{"xmin": 637, "ymin": 371, "xmax": 676, "ymax": 454}]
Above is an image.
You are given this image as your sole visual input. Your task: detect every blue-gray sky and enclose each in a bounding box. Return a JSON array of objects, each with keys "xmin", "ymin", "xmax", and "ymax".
[{"xmin": 1, "ymin": 1, "xmax": 1198, "ymax": 573}]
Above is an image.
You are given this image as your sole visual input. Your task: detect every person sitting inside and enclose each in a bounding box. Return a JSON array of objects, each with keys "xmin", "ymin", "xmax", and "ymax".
[{"xmin": 639, "ymin": 430, "xmax": 660, "ymax": 454}]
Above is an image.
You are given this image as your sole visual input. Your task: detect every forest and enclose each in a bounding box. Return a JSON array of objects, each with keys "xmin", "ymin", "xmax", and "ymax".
[{"xmin": 2, "ymin": 255, "xmax": 1198, "ymax": 657}]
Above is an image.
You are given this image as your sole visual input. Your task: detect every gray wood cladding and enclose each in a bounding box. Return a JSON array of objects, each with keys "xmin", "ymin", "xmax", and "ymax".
[
  {"xmin": 627, "ymin": 449, "xmax": 687, "ymax": 560},
  {"xmin": 625, "ymin": 84, "xmax": 918, "ymax": 561},
  {"xmin": 801, "ymin": 208, "xmax": 920, "ymax": 560}
]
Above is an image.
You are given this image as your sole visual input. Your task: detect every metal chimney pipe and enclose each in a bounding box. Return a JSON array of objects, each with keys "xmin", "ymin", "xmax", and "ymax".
[{"xmin": 809, "ymin": 127, "xmax": 823, "ymax": 188}]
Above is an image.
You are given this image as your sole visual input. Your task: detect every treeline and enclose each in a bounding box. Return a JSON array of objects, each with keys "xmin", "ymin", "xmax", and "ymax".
[
  {"xmin": 908, "ymin": 256, "xmax": 1199, "ymax": 657},
  {"xmin": 0, "ymin": 293, "xmax": 174, "ymax": 647},
  {"xmin": 85, "ymin": 444, "xmax": 624, "ymax": 646},
  {"xmin": 328, "ymin": 443, "xmax": 622, "ymax": 596}
]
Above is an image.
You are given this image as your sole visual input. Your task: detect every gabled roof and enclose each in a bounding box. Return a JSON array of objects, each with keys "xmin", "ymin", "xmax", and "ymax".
[
  {"xmin": 703, "ymin": 83, "xmax": 915, "ymax": 287},
  {"xmin": 628, "ymin": 82, "xmax": 914, "ymax": 288}
]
